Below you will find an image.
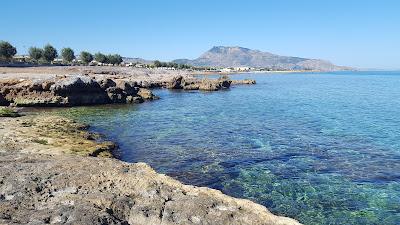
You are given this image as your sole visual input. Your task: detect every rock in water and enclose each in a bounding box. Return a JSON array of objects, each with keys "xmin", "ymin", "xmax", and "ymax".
[
  {"xmin": 167, "ymin": 75, "xmax": 184, "ymax": 89},
  {"xmin": 137, "ymin": 88, "xmax": 158, "ymax": 100}
]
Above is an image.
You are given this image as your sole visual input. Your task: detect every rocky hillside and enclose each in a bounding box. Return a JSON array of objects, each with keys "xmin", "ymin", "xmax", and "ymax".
[
  {"xmin": 122, "ymin": 57, "xmax": 153, "ymax": 64},
  {"xmin": 174, "ymin": 46, "xmax": 351, "ymax": 71}
]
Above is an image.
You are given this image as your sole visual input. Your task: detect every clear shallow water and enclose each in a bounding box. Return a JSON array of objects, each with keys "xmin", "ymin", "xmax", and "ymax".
[{"xmin": 58, "ymin": 71, "xmax": 400, "ymax": 225}]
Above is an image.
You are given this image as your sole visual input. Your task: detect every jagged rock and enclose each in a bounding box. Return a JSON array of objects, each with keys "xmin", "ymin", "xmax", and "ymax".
[
  {"xmin": 115, "ymin": 80, "xmax": 138, "ymax": 96},
  {"xmin": 105, "ymin": 87, "xmax": 127, "ymax": 103},
  {"xmin": 199, "ymin": 80, "xmax": 219, "ymax": 91},
  {"xmin": 0, "ymin": 152, "xmax": 301, "ymax": 225},
  {"xmin": 167, "ymin": 75, "xmax": 184, "ymax": 89},
  {"xmin": 137, "ymin": 88, "xmax": 157, "ymax": 100},
  {"xmin": 41, "ymin": 80, "xmax": 55, "ymax": 91},
  {"xmin": 183, "ymin": 84, "xmax": 200, "ymax": 90},
  {"xmin": 96, "ymin": 78, "xmax": 116, "ymax": 89},
  {"xmin": 198, "ymin": 78, "xmax": 231, "ymax": 91},
  {"xmin": 0, "ymin": 93, "xmax": 8, "ymax": 106},
  {"xmin": 231, "ymin": 79, "xmax": 256, "ymax": 85},
  {"xmin": 0, "ymin": 73, "xmax": 246, "ymax": 106},
  {"xmin": 126, "ymin": 95, "xmax": 144, "ymax": 103},
  {"xmin": 49, "ymin": 76, "xmax": 101, "ymax": 95}
]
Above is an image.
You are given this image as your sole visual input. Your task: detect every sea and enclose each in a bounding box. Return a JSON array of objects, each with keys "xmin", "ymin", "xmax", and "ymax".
[{"xmin": 57, "ymin": 71, "xmax": 400, "ymax": 225}]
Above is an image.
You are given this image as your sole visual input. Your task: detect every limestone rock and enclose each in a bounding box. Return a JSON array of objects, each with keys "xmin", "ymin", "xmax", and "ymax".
[
  {"xmin": 167, "ymin": 75, "xmax": 184, "ymax": 89},
  {"xmin": 137, "ymin": 88, "xmax": 158, "ymax": 100},
  {"xmin": 115, "ymin": 80, "xmax": 138, "ymax": 96},
  {"xmin": 96, "ymin": 78, "xmax": 116, "ymax": 89},
  {"xmin": 0, "ymin": 152, "xmax": 301, "ymax": 225},
  {"xmin": 198, "ymin": 78, "xmax": 231, "ymax": 91},
  {"xmin": 126, "ymin": 96, "xmax": 144, "ymax": 103},
  {"xmin": 0, "ymin": 93, "xmax": 8, "ymax": 106},
  {"xmin": 231, "ymin": 79, "xmax": 256, "ymax": 85}
]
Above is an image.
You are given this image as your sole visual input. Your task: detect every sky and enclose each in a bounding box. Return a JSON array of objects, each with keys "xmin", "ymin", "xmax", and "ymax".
[{"xmin": 1, "ymin": 0, "xmax": 399, "ymax": 69}]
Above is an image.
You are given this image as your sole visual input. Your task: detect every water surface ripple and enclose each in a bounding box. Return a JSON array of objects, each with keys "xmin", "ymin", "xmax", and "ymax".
[{"xmin": 60, "ymin": 71, "xmax": 400, "ymax": 225}]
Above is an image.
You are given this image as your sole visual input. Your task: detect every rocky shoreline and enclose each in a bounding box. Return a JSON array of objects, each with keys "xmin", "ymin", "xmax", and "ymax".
[
  {"xmin": 0, "ymin": 66, "xmax": 301, "ymax": 225},
  {"xmin": 0, "ymin": 66, "xmax": 255, "ymax": 107}
]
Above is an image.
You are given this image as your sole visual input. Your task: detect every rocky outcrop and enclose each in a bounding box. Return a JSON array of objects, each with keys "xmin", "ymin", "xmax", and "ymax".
[
  {"xmin": 137, "ymin": 88, "xmax": 159, "ymax": 100},
  {"xmin": 0, "ymin": 76, "xmax": 157, "ymax": 107},
  {"xmin": 231, "ymin": 79, "xmax": 256, "ymax": 85},
  {"xmin": 164, "ymin": 76, "xmax": 232, "ymax": 91},
  {"xmin": 0, "ymin": 69, "xmax": 255, "ymax": 107},
  {"xmin": 166, "ymin": 75, "xmax": 184, "ymax": 89},
  {"xmin": 0, "ymin": 152, "xmax": 301, "ymax": 225},
  {"xmin": 0, "ymin": 93, "xmax": 8, "ymax": 105}
]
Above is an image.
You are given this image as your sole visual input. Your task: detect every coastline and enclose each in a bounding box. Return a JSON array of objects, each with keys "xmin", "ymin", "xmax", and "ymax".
[
  {"xmin": 0, "ymin": 112, "xmax": 301, "ymax": 225},
  {"xmin": 0, "ymin": 66, "xmax": 300, "ymax": 225}
]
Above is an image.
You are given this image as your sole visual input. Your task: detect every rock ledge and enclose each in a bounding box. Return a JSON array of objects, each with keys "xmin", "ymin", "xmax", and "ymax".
[{"xmin": 0, "ymin": 152, "xmax": 301, "ymax": 225}]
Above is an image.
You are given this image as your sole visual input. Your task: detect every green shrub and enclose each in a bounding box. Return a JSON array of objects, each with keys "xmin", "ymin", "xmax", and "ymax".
[
  {"xmin": 0, "ymin": 41, "xmax": 17, "ymax": 62},
  {"xmin": 80, "ymin": 51, "xmax": 93, "ymax": 65},
  {"xmin": 32, "ymin": 138, "xmax": 48, "ymax": 145},
  {"xmin": 43, "ymin": 44, "xmax": 58, "ymax": 62},
  {"xmin": 61, "ymin": 47, "xmax": 75, "ymax": 63},
  {"xmin": 94, "ymin": 52, "xmax": 107, "ymax": 63},
  {"xmin": 0, "ymin": 107, "xmax": 20, "ymax": 117},
  {"xmin": 28, "ymin": 47, "xmax": 43, "ymax": 63}
]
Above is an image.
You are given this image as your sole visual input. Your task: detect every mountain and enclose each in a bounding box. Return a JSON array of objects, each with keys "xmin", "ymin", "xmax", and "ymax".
[
  {"xmin": 173, "ymin": 46, "xmax": 351, "ymax": 71},
  {"xmin": 122, "ymin": 57, "xmax": 153, "ymax": 64}
]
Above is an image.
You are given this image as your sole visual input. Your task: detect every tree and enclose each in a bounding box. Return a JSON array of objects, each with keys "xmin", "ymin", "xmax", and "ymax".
[
  {"xmin": 153, "ymin": 60, "xmax": 162, "ymax": 67},
  {"xmin": 0, "ymin": 41, "xmax": 17, "ymax": 62},
  {"xmin": 43, "ymin": 44, "xmax": 58, "ymax": 63},
  {"xmin": 61, "ymin": 48, "xmax": 75, "ymax": 63},
  {"xmin": 80, "ymin": 51, "xmax": 93, "ymax": 65},
  {"xmin": 106, "ymin": 54, "xmax": 123, "ymax": 65},
  {"xmin": 94, "ymin": 52, "xmax": 107, "ymax": 63},
  {"xmin": 28, "ymin": 47, "xmax": 43, "ymax": 63}
]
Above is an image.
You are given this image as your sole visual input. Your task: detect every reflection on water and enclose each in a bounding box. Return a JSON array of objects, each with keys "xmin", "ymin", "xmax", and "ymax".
[{"xmin": 56, "ymin": 71, "xmax": 400, "ymax": 225}]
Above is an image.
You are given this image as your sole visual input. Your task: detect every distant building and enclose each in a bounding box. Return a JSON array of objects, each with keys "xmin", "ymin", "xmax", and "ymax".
[
  {"xmin": 221, "ymin": 68, "xmax": 233, "ymax": 73},
  {"xmin": 235, "ymin": 67, "xmax": 251, "ymax": 71},
  {"xmin": 13, "ymin": 55, "xmax": 30, "ymax": 62},
  {"xmin": 135, "ymin": 63, "xmax": 145, "ymax": 68}
]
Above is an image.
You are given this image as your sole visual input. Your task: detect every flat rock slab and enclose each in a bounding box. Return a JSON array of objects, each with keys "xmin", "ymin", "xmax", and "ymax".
[{"xmin": 0, "ymin": 152, "xmax": 301, "ymax": 225}]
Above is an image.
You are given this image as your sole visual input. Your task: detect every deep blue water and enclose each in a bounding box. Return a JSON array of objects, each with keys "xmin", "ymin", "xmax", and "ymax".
[{"xmin": 59, "ymin": 71, "xmax": 400, "ymax": 225}]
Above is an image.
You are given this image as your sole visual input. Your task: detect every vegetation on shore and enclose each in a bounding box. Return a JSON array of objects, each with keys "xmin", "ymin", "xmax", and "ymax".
[
  {"xmin": 0, "ymin": 40, "xmax": 125, "ymax": 66},
  {"xmin": 0, "ymin": 40, "xmax": 202, "ymax": 70},
  {"xmin": 0, "ymin": 41, "xmax": 17, "ymax": 62},
  {"xmin": 0, "ymin": 107, "xmax": 20, "ymax": 117}
]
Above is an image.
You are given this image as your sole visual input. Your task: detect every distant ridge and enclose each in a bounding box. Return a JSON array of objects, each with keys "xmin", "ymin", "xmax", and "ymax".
[
  {"xmin": 122, "ymin": 57, "xmax": 153, "ymax": 64},
  {"xmin": 174, "ymin": 46, "xmax": 352, "ymax": 71}
]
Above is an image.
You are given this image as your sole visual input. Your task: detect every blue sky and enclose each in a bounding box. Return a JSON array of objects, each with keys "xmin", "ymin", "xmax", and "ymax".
[{"xmin": 1, "ymin": 0, "xmax": 399, "ymax": 69}]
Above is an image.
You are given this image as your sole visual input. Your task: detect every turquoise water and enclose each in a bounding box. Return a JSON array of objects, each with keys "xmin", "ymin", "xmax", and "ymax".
[{"xmin": 60, "ymin": 71, "xmax": 400, "ymax": 225}]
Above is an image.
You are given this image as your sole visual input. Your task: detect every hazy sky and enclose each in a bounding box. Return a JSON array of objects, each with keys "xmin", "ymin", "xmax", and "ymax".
[{"xmin": 1, "ymin": 0, "xmax": 399, "ymax": 69}]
